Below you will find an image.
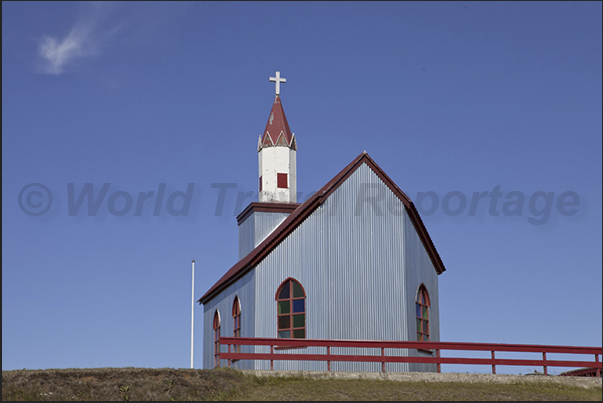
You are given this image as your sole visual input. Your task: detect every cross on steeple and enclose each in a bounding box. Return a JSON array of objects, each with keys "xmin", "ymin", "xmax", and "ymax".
[{"xmin": 269, "ymin": 71, "xmax": 286, "ymax": 95}]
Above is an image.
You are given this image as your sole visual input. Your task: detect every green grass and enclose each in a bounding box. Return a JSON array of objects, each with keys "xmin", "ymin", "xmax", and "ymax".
[{"xmin": 2, "ymin": 367, "xmax": 601, "ymax": 401}]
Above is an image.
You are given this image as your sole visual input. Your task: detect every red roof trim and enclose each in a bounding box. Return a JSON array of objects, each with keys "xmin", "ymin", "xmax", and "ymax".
[
  {"xmin": 199, "ymin": 152, "xmax": 447, "ymax": 305},
  {"xmin": 236, "ymin": 202, "xmax": 301, "ymax": 226}
]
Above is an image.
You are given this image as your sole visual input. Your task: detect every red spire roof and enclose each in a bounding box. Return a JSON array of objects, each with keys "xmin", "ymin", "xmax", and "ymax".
[{"xmin": 260, "ymin": 95, "xmax": 294, "ymax": 148}]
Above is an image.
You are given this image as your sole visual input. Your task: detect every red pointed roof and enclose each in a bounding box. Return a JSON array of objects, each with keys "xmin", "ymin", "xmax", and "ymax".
[
  {"xmin": 198, "ymin": 152, "xmax": 447, "ymax": 305},
  {"xmin": 261, "ymin": 95, "xmax": 293, "ymax": 147}
]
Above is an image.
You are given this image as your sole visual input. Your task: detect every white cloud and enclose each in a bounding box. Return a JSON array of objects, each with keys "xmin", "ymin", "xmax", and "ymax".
[
  {"xmin": 38, "ymin": 24, "xmax": 97, "ymax": 75},
  {"xmin": 37, "ymin": 3, "xmax": 120, "ymax": 75}
]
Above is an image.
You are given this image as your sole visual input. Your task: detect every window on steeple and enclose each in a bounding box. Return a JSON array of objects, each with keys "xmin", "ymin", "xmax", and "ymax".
[{"xmin": 277, "ymin": 173, "xmax": 288, "ymax": 189}]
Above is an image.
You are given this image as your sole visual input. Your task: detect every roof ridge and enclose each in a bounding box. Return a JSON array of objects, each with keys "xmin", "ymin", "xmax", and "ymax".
[{"xmin": 198, "ymin": 152, "xmax": 446, "ymax": 304}]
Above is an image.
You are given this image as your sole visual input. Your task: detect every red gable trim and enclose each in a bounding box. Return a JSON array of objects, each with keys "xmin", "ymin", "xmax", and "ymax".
[
  {"xmin": 199, "ymin": 152, "xmax": 446, "ymax": 305},
  {"xmin": 236, "ymin": 202, "xmax": 301, "ymax": 226}
]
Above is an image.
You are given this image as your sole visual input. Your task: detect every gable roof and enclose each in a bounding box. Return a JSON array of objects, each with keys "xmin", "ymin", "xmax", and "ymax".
[{"xmin": 198, "ymin": 151, "xmax": 446, "ymax": 305}]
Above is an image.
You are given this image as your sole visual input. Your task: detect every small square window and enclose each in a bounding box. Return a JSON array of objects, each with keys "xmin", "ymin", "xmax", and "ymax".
[
  {"xmin": 292, "ymin": 299, "xmax": 305, "ymax": 313},
  {"xmin": 278, "ymin": 316, "xmax": 291, "ymax": 329},
  {"xmin": 277, "ymin": 173, "xmax": 288, "ymax": 189}
]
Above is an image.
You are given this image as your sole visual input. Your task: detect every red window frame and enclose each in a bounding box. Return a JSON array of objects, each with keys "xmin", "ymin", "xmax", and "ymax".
[
  {"xmin": 213, "ymin": 311, "xmax": 221, "ymax": 368},
  {"xmin": 275, "ymin": 278, "xmax": 306, "ymax": 339},
  {"xmin": 277, "ymin": 173, "xmax": 288, "ymax": 189},
  {"xmin": 416, "ymin": 285, "xmax": 430, "ymax": 342},
  {"xmin": 232, "ymin": 296, "xmax": 241, "ymax": 354}
]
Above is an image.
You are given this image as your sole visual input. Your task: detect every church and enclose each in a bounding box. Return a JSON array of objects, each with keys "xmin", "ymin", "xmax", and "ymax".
[{"xmin": 198, "ymin": 72, "xmax": 447, "ymax": 372}]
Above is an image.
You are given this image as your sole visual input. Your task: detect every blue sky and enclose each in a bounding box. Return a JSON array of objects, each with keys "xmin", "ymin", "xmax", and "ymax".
[{"xmin": 2, "ymin": 2, "xmax": 601, "ymax": 374}]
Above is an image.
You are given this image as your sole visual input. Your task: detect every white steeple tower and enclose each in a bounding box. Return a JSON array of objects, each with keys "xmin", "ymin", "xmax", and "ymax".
[{"xmin": 258, "ymin": 71, "xmax": 297, "ymax": 203}]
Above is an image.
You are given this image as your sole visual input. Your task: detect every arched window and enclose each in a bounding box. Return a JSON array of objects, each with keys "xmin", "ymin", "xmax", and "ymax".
[
  {"xmin": 275, "ymin": 278, "xmax": 306, "ymax": 339},
  {"xmin": 416, "ymin": 285, "xmax": 430, "ymax": 341},
  {"xmin": 213, "ymin": 311, "xmax": 221, "ymax": 367},
  {"xmin": 232, "ymin": 296, "xmax": 241, "ymax": 353}
]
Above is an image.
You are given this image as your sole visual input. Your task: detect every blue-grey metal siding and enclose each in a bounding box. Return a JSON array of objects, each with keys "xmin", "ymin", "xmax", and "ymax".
[
  {"xmin": 404, "ymin": 210, "xmax": 440, "ymax": 372},
  {"xmin": 238, "ymin": 211, "xmax": 290, "ymax": 259},
  {"xmin": 251, "ymin": 164, "xmax": 438, "ymax": 371},
  {"xmin": 204, "ymin": 163, "xmax": 440, "ymax": 372},
  {"xmin": 202, "ymin": 270, "xmax": 256, "ymax": 369}
]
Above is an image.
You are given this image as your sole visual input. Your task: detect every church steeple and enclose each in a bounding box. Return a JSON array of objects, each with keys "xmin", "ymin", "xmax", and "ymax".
[
  {"xmin": 258, "ymin": 71, "xmax": 297, "ymax": 203},
  {"xmin": 258, "ymin": 95, "xmax": 296, "ymax": 150}
]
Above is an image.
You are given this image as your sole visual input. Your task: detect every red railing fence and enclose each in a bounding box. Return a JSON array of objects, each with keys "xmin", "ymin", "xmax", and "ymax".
[{"xmin": 217, "ymin": 337, "xmax": 602, "ymax": 377}]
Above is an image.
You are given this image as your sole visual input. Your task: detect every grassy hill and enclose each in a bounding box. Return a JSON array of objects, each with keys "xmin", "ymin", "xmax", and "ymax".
[{"xmin": 2, "ymin": 367, "xmax": 601, "ymax": 401}]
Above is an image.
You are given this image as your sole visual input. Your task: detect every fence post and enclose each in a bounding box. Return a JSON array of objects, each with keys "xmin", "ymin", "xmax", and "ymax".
[
  {"xmin": 381, "ymin": 347, "xmax": 386, "ymax": 373},
  {"xmin": 270, "ymin": 345, "xmax": 274, "ymax": 371},
  {"xmin": 436, "ymin": 349, "xmax": 441, "ymax": 373},
  {"xmin": 491, "ymin": 351, "xmax": 496, "ymax": 375},
  {"xmin": 542, "ymin": 352, "xmax": 547, "ymax": 375},
  {"xmin": 596, "ymin": 354, "xmax": 600, "ymax": 378},
  {"xmin": 327, "ymin": 346, "xmax": 331, "ymax": 372},
  {"xmin": 228, "ymin": 344, "xmax": 231, "ymax": 368}
]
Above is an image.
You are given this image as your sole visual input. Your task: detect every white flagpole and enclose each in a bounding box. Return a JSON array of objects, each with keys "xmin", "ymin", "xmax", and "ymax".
[{"xmin": 191, "ymin": 259, "xmax": 195, "ymax": 369}]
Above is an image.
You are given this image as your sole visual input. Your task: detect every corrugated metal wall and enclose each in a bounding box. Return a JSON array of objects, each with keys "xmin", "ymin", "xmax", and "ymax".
[
  {"xmin": 205, "ymin": 163, "xmax": 440, "ymax": 372},
  {"xmin": 252, "ymin": 164, "xmax": 439, "ymax": 371},
  {"xmin": 238, "ymin": 211, "xmax": 289, "ymax": 259},
  {"xmin": 403, "ymin": 209, "xmax": 440, "ymax": 372},
  {"xmin": 238, "ymin": 214, "xmax": 255, "ymax": 260},
  {"xmin": 202, "ymin": 270, "xmax": 256, "ymax": 370}
]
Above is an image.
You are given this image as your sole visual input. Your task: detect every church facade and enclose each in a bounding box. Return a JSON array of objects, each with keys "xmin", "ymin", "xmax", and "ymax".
[{"xmin": 198, "ymin": 72, "xmax": 447, "ymax": 372}]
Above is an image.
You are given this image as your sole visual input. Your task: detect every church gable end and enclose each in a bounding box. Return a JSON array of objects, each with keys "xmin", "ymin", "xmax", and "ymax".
[
  {"xmin": 249, "ymin": 162, "xmax": 438, "ymax": 371},
  {"xmin": 199, "ymin": 152, "xmax": 445, "ymax": 306}
]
